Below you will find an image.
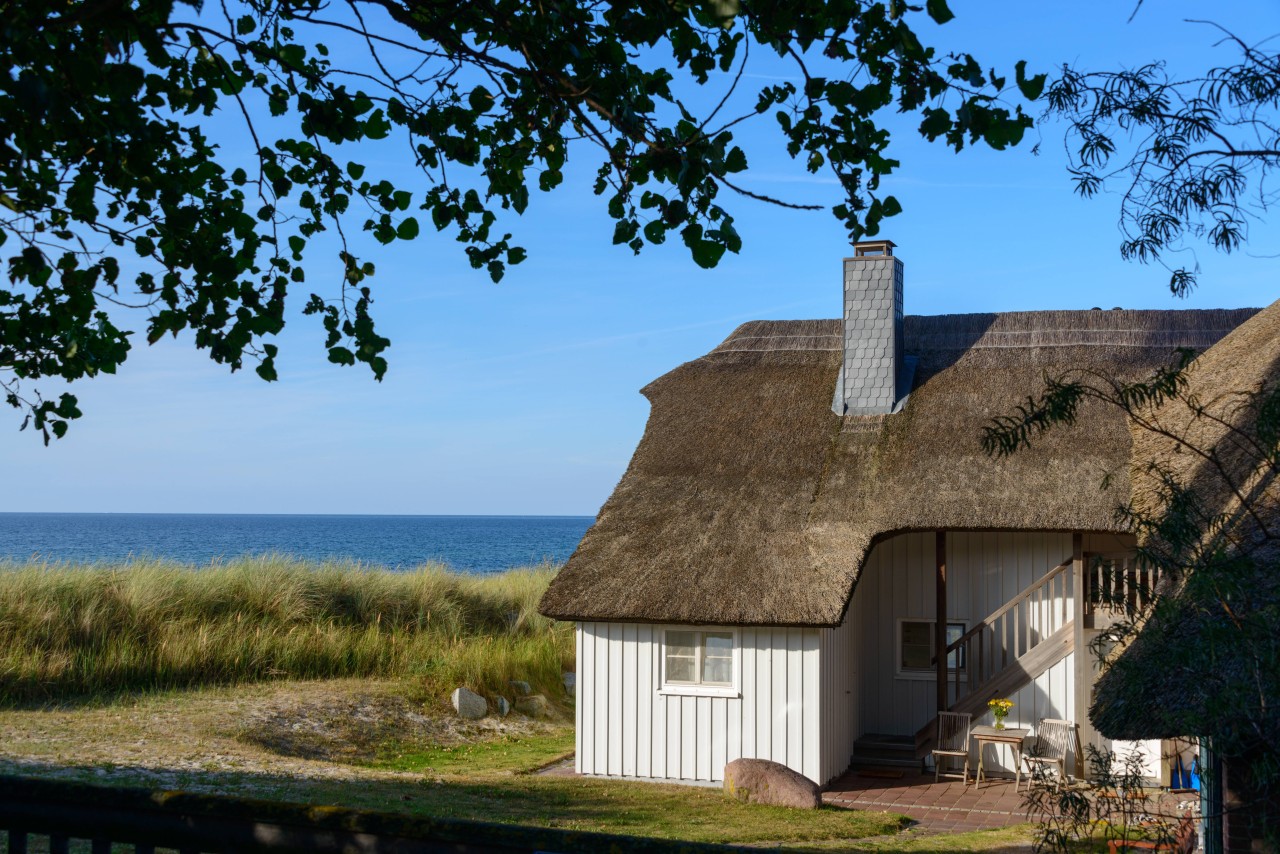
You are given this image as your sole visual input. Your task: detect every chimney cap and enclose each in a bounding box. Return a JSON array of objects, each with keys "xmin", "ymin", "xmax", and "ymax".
[{"xmin": 852, "ymin": 240, "xmax": 896, "ymax": 257}]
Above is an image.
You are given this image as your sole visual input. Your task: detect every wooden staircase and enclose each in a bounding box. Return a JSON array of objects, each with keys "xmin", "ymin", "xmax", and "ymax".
[{"xmin": 915, "ymin": 559, "xmax": 1076, "ymax": 757}]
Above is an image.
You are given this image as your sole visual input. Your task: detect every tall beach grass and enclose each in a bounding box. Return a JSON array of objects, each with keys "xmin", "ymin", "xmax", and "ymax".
[{"xmin": 0, "ymin": 555, "xmax": 573, "ymax": 705}]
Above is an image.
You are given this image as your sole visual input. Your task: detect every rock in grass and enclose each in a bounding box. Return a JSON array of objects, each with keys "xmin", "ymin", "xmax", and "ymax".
[
  {"xmin": 562, "ymin": 671, "xmax": 576, "ymax": 697},
  {"xmin": 514, "ymin": 694, "xmax": 550, "ymax": 718},
  {"xmin": 451, "ymin": 687, "xmax": 487, "ymax": 720},
  {"xmin": 508, "ymin": 680, "xmax": 532, "ymax": 696},
  {"xmin": 723, "ymin": 758, "xmax": 820, "ymax": 809},
  {"xmin": 497, "ymin": 696, "xmax": 511, "ymax": 716}
]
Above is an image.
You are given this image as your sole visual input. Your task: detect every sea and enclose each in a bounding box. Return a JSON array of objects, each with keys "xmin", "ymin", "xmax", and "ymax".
[{"xmin": 0, "ymin": 513, "xmax": 595, "ymax": 574}]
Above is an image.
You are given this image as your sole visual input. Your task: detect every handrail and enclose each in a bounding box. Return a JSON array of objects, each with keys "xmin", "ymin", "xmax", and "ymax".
[
  {"xmin": 937, "ymin": 559, "xmax": 1071, "ymax": 658},
  {"xmin": 931, "ymin": 557, "xmax": 1075, "ymax": 718}
]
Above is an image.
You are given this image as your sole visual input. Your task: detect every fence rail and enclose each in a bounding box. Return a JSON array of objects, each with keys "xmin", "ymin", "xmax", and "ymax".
[{"xmin": 0, "ymin": 775, "xmax": 753, "ymax": 854}]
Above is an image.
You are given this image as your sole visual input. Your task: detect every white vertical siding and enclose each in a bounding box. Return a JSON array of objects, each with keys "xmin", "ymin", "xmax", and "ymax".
[
  {"xmin": 854, "ymin": 532, "xmax": 1076, "ymax": 745},
  {"xmin": 575, "ymin": 622, "xmax": 826, "ymax": 784},
  {"xmin": 819, "ymin": 604, "xmax": 859, "ymax": 784}
]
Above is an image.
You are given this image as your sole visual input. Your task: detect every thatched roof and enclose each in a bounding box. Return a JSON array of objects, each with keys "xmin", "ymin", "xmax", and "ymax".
[
  {"xmin": 539, "ymin": 308, "xmax": 1259, "ymax": 627},
  {"xmin": 1091, "ymin": 299, "xmax": 1280, "ymax": 740}
]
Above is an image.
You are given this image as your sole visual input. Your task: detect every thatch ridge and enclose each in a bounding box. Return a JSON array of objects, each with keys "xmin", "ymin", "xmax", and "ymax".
[{"xmin": 539, "ymin": 307, "xmax": 1260, "ymax": 627}]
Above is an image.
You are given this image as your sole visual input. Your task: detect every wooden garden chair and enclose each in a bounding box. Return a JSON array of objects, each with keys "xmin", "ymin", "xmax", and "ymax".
[
  {"xmin": 932, "ymin": 711, "xmax": 972, "ymax": 784},
  {"xmin": 1021, "ymin": 718, "xmax": 1081, "ymax": 790}
]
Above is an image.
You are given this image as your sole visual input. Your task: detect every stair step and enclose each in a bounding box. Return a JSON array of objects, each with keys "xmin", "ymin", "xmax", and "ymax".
[
  {"xmin": 855, "ymin": 733, "xmax": 914, "ymax": 749},
  {"xmin": 851, "ymin": 733, "xmax": 921, "ymax": 768},
  {"xmin": 849, "ymin": 755, "xmax": 922, "ymax": 770}
]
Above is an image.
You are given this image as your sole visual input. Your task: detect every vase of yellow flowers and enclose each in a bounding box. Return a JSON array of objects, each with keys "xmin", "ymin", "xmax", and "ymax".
[{"xmin": 988, "ymin": 698, "xmax": 1014, "ymax": 730}]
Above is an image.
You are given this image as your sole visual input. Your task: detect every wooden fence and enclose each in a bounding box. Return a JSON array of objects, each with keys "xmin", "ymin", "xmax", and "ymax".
[{"xmin": 0, "ymin": 775, "xmax": 757, "ymax": 854}]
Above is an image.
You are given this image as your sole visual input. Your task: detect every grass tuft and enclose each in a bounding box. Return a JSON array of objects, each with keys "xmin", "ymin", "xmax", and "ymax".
[{"xmin": 0, "ymin": 555, "xmax": 572, "ymax": 706}]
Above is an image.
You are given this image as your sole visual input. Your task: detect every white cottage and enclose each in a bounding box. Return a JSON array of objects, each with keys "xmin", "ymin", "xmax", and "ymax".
[{"xmin": 538, "ymin": 241, "xmax": 1258, "ymax": 786}]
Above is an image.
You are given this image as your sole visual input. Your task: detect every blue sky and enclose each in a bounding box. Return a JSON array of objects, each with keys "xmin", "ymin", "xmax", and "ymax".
[{"xmin": 5, "ymin": 1, "xmax": 1279, "ymax": 516}]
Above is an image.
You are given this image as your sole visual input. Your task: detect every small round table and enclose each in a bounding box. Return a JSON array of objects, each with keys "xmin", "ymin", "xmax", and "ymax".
[{"xmin": 971, "ymin": 725, "xmax": 1029, "ymax": 788}]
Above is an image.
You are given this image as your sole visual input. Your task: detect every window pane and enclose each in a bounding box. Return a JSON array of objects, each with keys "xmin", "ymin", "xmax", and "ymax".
[
  {"xmin": 666, "ymin": 631, "xmax": 697, "ymax": 683},
  {"xmin": 902, "ymin": 622, "xmax": 931, "ymax": 646},
  {"xmin": 666, "ymin": 631, "xmax": 696, "ymax": 659},
  {"xmin": 946, "ymin": 623, "xmax": 966, "ymax": 670},
  {"xmin": 901, "ymin": 621, "xmax": 932, "ymax": 670},
  {"xmin": 701, "ymin": 632, "xmax": 733, "ymax": 685},
  {"xmin": 704, "ymin": 632, "xmax": 733, "ymax": 654},
  {"xmin": 667, "ymin": 655, "xmax": 696, "ymax": 683},
  {"xmin": 702, "ymin": 655, "xmax": 732, "ymax": 685}
]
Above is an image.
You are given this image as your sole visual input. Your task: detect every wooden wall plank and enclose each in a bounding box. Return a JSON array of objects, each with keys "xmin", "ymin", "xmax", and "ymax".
[
  {"xmin": 680, "ymin": 695, "xmax": 696, "ymax": 779},
  {"xmin": 608, "ymin": 622, "xmax": 623, "ymax": 775},
  {"xmin": 580, "ymin": 622, "xmax": 595, "ymax": 774},
  {"xmin": 786, "ymin": 629, "xmax": 803, "ymax": 773},
  {"xmin": 651, "ymin": 637, "xmax": 667, "ymax": 779},
  {"xmin": 575, "ymin": 624, "xmax": 585, "ymax": 774},
  {"xmin": 741, "ymin": 628, "xmax": 756, "ymax": 759},
  {"xmin": 695, "ymin": 696, "xmax": 712, "ymax": 780},
  {"xmin": 710, "ymin": 697, "xmax": 726, "ymax": 779},
  {"xmin": 622, "ymin": 623, "xmax": 637, "ymax": 777},
  {"xmin": 802, "ymin": 629, "xmax": 821, "ymax": 782},
  {"xmin": 636, "ymin": 625, "xmax": 653, "ymax": 778},
  {"xmin": 771, "ymin": 628, "xmax": 787, "ymax": 767}
]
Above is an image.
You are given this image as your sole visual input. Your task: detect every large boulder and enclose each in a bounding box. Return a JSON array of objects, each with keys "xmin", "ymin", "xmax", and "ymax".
[
  {"xmin": 451, "ymin": 687, "xmax": 487, "ymax": 720},
  {"xmin": 562, "ymin": 671, "xmax": 576, "ymax": 698},
  {"xmin": 514, "ymin": 694, "xmax": 550, "ymax": 718},
  {"xmin": 723, "ymin": 759, "xmax": 821, "ymax": 809}
]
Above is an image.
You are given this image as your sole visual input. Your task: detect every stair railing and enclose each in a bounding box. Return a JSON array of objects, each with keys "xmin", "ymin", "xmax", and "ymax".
[{"xmin": 938, "ymin": 559, "xmax": 1073, "ymax": 709}]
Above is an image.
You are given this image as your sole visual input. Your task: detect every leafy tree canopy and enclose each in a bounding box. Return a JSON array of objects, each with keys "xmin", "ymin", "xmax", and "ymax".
[{"xmin": 0, "ymin": 0, "xmax": 1041, "ymax": 441}]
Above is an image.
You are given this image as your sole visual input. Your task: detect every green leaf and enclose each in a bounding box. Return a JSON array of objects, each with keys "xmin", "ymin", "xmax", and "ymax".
[
  {"xmin": 1015, "ymin": 60, "xmax": 1047, "ymax": 101},
  {"xmin": 926, "ymin": 0, "xmax": 955, "ymax": 23},
  {"xmin": 396, "ymin": 217, "xmax": 420, "ymax": 240},
  {"xmin": 468, "ymin": 86, "xmax": 493, "ymax": 112}
]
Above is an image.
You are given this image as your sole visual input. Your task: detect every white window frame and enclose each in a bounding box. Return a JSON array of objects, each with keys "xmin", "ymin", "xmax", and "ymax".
[
  {"xmin": 895, "ymin": 618, "xmax": 967, "ymax": 680},
  {"xmin": 658, "ymin": 626, "xmax": 741, "ymax": 698}
]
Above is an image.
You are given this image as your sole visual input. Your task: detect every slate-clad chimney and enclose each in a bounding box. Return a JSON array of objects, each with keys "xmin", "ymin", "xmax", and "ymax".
[{"xmin": 833, "ymin": 240, "xmax": 912, "ymax": 416}]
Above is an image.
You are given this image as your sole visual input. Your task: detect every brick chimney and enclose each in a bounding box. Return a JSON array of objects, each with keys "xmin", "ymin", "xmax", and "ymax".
[{"xmin": 832, "ymin": 240, "xmax": 913, "ymax": 416}]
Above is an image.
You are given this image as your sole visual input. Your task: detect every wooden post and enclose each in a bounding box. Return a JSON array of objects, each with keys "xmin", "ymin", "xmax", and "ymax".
[
  {"xmin": 1071, "ymin": 532, "xmax": 1089, "ymax": 779},
  {"xmin": 936, "ymin": 531, "xmax": 947, "ymax": 712}
]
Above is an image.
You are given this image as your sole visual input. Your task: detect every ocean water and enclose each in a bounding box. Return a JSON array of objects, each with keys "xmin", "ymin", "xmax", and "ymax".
[{"xmin": 0, "ymin": 513, "xmax": 594, "ymax": 573}]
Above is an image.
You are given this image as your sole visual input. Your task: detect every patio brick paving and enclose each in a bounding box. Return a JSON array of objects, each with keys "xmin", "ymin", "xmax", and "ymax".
[{"xmin": 823, "ymin": 768, "xmax": 1034, "ymax": 832}]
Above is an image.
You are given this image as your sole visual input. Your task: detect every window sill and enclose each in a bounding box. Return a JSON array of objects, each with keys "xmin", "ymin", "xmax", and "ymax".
[{"xmin": 658, "ymin": 685, "xmax": 741, "ymax": 699}]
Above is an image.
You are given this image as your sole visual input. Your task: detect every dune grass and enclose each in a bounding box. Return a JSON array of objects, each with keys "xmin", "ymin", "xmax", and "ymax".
[{"xmin": 0, "ymin": 556, "xmax": 573, "ymax": 706}]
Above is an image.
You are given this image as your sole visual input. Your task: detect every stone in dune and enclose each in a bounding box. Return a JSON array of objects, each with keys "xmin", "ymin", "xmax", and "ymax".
[
  {"xmin": 497, "ymin": 696, "xmax": 512, "ymax": 716},
  {"xmin": 451, "ymin": 687, "xmax": 487, "ymax": 720},
  {"xmin": 514, "ymin": 694, "xmax": 550, "ymax": 718},
  {"xmin": 509, "ymin": 680, "xmax": 532, "ymax": 696},
  {"xmin": 562, "ymin": 671, "xmax": 576, "ymax": 697},
  {"xmin": 723, "ymin": 758, "xmax": 820, "ymax": 809}
]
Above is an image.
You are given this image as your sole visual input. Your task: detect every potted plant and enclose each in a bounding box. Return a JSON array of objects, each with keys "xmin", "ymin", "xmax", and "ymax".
[{"xmin": 988, "ymin": 697, "xmax": 1014, "ymax": 730}]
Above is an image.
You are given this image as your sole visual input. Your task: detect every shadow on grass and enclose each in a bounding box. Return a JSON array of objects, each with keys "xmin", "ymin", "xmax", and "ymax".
[{"xmin": 0, "ymin": 757, "xmax": 914, "ymax": 848}]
